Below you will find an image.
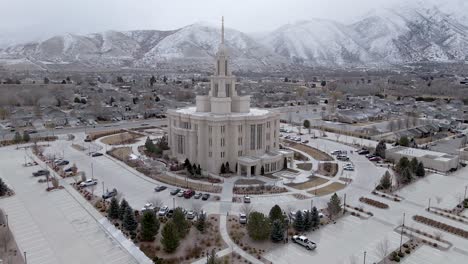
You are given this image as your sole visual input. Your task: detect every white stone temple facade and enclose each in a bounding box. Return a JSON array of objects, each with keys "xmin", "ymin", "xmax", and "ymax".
[{"xmin": 167, "ymin": 18, "xmax": 293, "ymax": 176}]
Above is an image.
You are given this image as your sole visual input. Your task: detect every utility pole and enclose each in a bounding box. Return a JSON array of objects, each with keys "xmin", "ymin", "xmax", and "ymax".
[
  {"xmin": 5, "ymin": 214, "xmax": 8, "ymax": 227},
  {"xmin": 173, "ymin": 197, "xmax": 175, "ymax": 209},
  {"xmin": 428, "ymin": 198, "xmax": 431, "ymax": 211},
  {"xmin": 91, "ymin": 163, "xmax": 94, "ymax": 179},
  {"xmin": 24, "ymin": 251, "xmax": 27, "ymax": 264},
  {"xmin": 363, "ymin": 251, "xmax": 366, "ymax": 264},
  {"xmin": 464, "ymin": 185, "xmax": 467, "ymax": 200},
  {"xmin": 102, "ymin": 181, "xmax": 105, "ymax": 194}
]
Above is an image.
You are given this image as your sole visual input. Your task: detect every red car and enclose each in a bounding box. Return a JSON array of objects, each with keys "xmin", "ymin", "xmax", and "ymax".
[
  {"xmin": 183, "ymin": 189, "xmax": 195, "ymax": 199},
  {"xmin": 369, "ymin": 156, "xmax": 382, "ymax": 162}
]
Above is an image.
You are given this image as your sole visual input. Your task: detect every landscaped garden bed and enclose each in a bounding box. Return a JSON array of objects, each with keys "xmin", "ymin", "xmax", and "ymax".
[
  {"xmin": 285, "ymin": 176, "xmax": 329, "ymax": 190},
  {"xmin": 413, "ymin": 215, "xmax": 468, "ymax": 238},
  {"xmin": 317, "ymin": 162, "xmax": 338, "ymax": 177},
  {"xmin": 359, "ymin": 197, "xmax": 389, "ymax": 209},
  {"xmin": 296, "ymin": 163, "xmax": 313, "ymax": 171},
  {"xmin": 233, "ymin": 185, "xmax": 287, "ymax": 195},
  {"xmin": 307, "ymin": 182, "xmax": 346, "ymax": 196},
  {"xmin": 101, "ymin": 131, "xmax": 143, "ymax": 145},
  {"xmin": 344, "ymin": 204, "xmax": 373, "ymax": 219},
  {"xmin": 428, "ymin": 207, "xmax": 468, "ymax": 224},
  {"xmin": 286, "ymin": 142, "xmax": 334, "ymax": 161},
  {"xmin": 371, "ymin": 190, "xmax": 402, "ymax": 202}
]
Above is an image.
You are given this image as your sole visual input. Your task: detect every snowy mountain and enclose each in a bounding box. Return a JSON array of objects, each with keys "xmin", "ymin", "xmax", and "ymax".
[{"xmin": 0, "ymin": 2, "xmax": 467, "ymax": 71}]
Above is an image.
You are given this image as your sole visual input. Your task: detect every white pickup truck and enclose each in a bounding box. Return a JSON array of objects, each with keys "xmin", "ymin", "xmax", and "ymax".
[{"xmin": 292, "ymin": 235, "xmax": 317, "ymax": 250}]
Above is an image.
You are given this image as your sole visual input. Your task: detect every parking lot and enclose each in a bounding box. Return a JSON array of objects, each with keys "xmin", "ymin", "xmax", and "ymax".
[{"xmin": 0, "ymin": 146, "xmax": 138, "ymax": 264}]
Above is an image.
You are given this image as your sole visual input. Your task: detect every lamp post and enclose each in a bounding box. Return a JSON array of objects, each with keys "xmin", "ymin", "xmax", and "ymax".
[
  {"xmin": 464, "ymin": 185, "xmax": 467, "ymax": 200},
  {"xmin": 24, "ymin": 251, "xmax": 27, "ymax": 264},
  {"xmin": 173, "ymin": 197, "xmax": 175, "ymax": 209},
  {"xmin": 5, "ymin": 214, "xmax": 8, "ymax": 227},
  {"xmin": 399, "ymin": 212, "xmax": 405, "ymax": 253},
  {"xmin": 363, "ymin": 251, "xmax": 366, "ymax": 264}
]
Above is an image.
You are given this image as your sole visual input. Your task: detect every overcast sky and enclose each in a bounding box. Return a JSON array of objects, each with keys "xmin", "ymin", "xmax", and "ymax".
[{"xmin": 0, "ymin": 0, "xmax": 462, "ymax": 45}]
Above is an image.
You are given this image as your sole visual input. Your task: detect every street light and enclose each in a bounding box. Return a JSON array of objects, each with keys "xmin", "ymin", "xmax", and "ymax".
[
  {"xmin": 363, "ymin": 251, "xmax": 366, "ymax": 264},
  {"xmin": 399, "ymin": 212, "xmax": 406, "ymax": 253},
  {"xmin": 464, "ymin": 185, "xmax": 467, "ymax": 200},
  {"xmin": 24, "ymin": 251, "xmax": 27, "ymax": 264}
]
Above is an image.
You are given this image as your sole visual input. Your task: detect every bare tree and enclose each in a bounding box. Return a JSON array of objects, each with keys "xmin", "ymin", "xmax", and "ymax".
[
  {"xmin": 241, "ymin": 204, "xmax": 253, "ymax": 217},
  {"xmin": 376, "ymin": 237, "xmax": 390, "ymax": 264},
  {"xmin": 80, "ymin": 171, "xmax": 87, "ymax": 182},
  {"xmin": 192, "ymin": 201, "xmax": 202, "ymax": 213},
  {"xmin": 147, "ymin": 197, "xmax": 163, "ymax": 209},
  {"xmin": 90, "ymin": 184, "xmax": 96, "ymax": 196},
  {"xmin": 435, "ymin": 196, "xmax": 443, "ymax": 205}
]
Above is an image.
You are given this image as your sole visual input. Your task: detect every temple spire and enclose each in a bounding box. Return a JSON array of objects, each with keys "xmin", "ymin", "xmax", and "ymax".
[{"xmin": 221, "ymin": 16, "xmax": 224, "ymax": 44}]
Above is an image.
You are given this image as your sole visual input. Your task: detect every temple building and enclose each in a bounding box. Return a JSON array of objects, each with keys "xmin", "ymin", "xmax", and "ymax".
[{"xmin": 167, "ymin": 18, "xmax": 293, "ymax": 176}]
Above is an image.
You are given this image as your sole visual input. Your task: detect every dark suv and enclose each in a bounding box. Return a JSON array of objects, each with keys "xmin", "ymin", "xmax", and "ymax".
[{"xmin": 33, "ymin": 170, "xmax": 50, "ymax": 177}]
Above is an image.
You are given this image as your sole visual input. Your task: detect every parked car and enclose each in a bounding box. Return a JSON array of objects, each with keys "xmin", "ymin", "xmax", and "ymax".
[
  {"xmin": 183, "ymin": 189, "xmax": 195, "ymax": 199},
  {"xmin": 158, "ymin": 206, "xmax": 169, "ymax": 216},
  {"xmin": 186, "ymin": 210, "xmax": 196, "ymax": 220},
  {"xmin": 343, "ymin": 164, "xmax": 354, "ymax": 171},
  {"xmin": 243, "ymin": 196, "xmax": 251, "ymax": 203},
  {"xmin": 337, "ymin": 155, "xmax": 349, "ymax": 161},
  {"xmin": 331, "ymin": 150, "xmax": 342, "ymax": 155},
  {"xmin": 302, "ymin": 140, "xmax": 309, "ymax": 144},
  {"xmin": 91, "ymin": 152, "xmax": 103, "ymax": 157},
  {"xmin": 202, "ymin": 193, "xmax": 211, "ymax": 201},
  {"xmin": 64, "ymin": 167, "xmax": 73, "ymax": 172},
  {"xmin": 239, "ymin": 213, "xmax": 247, "ymax": 224},
  {"xmin": 166, "ymin": 209, "xmax": 174, "ymax": 218},
  {"xmin": 357, "ymin": 149, "xmax": 370, "ymax": 155},
  {"xmin": 80, "ymin": 179, "xmax": 98, "ymax": 187},
  {"xmin": 177, "ymin": 191, "xmax": 185, "ymax": 197},
  {"xmin": 170, "ymin": 188, "xmax": 181, "ymax": 195},
  {"xmin": 154, "ymin": 185, "xmax": 167, "ymax": 192},
  {"xmin": 369, "ymin": 156, "xmax": 382, "ymax": 162},
  {"xmin": 292, "ymin": 235, "xmax": 317, "ymax": 250},
  {"xmin": 365, "ymin": 154, "xmax": 376, "ymax": 159},
  {"xmin": 141, "ymin": 203, "xmax": 155, "ymax": 213},
  {"xmin": 194, "ymin": 193, "xmax": 202, "ymax": 199},
  {"xmin": 32, "ymin": 170, "xmax": 50, "ymax": 177},
  {"xmin": 102, "ymin": 189, "xmax": 117, "ymax": 199},
  {"xmin": 56, "ymin": 160, "xmax": 70, "ymax": 166}
]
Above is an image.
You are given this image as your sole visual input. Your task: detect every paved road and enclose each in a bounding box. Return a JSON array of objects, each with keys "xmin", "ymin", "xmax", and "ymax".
[
  {"xmin": 0, "ymin": 146, "xmax": 139, "ymax": 264},
  {"xmin": 0, "ymin": 118, "xmax": 167, "ymax": 141}
]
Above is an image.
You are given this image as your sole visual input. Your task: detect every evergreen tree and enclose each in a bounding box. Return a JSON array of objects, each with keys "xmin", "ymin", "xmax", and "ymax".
[
  {"xmin": 303, "ymin": 119, "xmax": 311, "ymax": 134},
  {"xmin": 293, "ymin": 210, "xmax": 305, "ymax": 232},
  {"xmin": 192, "ymin": 163, "xmax": 197, "ymax": 175},
  {"xmin": 161, "ymin": 220, "xmax": 179, "ymax": 253},
  {"xmin": 22, "ymin": 131, "xmax": 30, "ymax": 142},
  {"xmin": 375, "ymin": 140, "xmax": 386, "ymax": 158},
  {"xmin": 123, "ymin": 206, "xmax": 138, "ymax": 232},
  {"xmin": 247, "ymin": 212, "xmax": 271, "ymax": 241},
  {"xmin": 268, "ymin": 205, "xmax": 284, "ymax": 223},
  {"xmin": 145, "ymin": 137, "xmax": 155, "ymax": 153},
  {"xmin": 410, "ymin": 157, "xmax": 419, "ymax": 174},
  {"xmin": 172, "ymin": 208, "xmax": 189, "ymax": 238},
  {"xmin": 107, "ymin": 197, "xmax": 120, "ymax": 219},
  {"xmin": 196, "ymin": 165, "xmax": 202, "ymax": 175},
  {"xmin": 400, "ymin": 167, "xmax": 413, "ymax": 184},
  {"xmin": 303, "ymin": 210, "xmax": 312, "ymax": 231},
  {"xmin": 310, "ymin": 207, "xmax": 320, "ymax": 228},
  {"xmin": 13, "ymin": 132, "xmax": 22, "ymax": 143},
  {"xmin": 74, "ymin": 97, "xmax": 81, "ymax": 103},
  {"xmin": 270, "ymin": 219, "xmax": 284, "ymax": 242},
  {"xmin": 150, "ymin": 75, "xmax": 157, "ymax": 86},
  {"xmin": 141, "ymin": 211, "xmax": 160, "ymax": 241},
  {"xmin": 207, "ymin": 249, "xmax": 220, "ymax": 264},
  {"xmin": 399, "ymin": 136, "xmax": 410, "ymax": 147},
  {"xmin": 321, "ymin": 80, "xmax": 327, "ymax": 87},
  {"xmin": 327, "ymin": 193, "xmax": 342, "ymax": 220},
  {"xmin": 119, "ymin": 198, "xmax": 129, "ymax": 220},
  {"xmin": 184, "ymin": 158, "xmax": 191, "ymax": 169},
  {"xmin": 44, "ymin": 77, "xmax": 50, "ymax": 84},
  {"xmin": 416, "ymin": 162, "xmax": 425, "ymax": 177},
  {"xmin": 0, "ymin": 177, "xmax": 9, "ymax": 196},
  {"xmin": 261, "ymin": 166, "xmax": 265, "ymax": 175},
  {"xmin": 196, "ymin": 212, "xmax": 206, "ymax": 232},
  {"xmin": 225, "ymin": 162, "xmax": 230, "ymax": 173},
  {"xmin": 379, "ymin": 171, "xmax": 392, "ymax": 190},
  {"xmin": 396, "ymin": 157, "xmax": 410, "ymax": 174},
  {"xmin": 220, "ymin": 163, "xmax": 226, "ymax": 174}
]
